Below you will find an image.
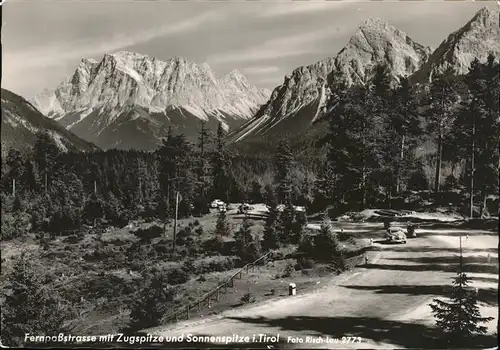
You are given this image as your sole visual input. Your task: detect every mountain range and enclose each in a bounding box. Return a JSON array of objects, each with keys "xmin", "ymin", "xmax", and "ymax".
[
  {"xmin": 228, "ymin": 6, "xmax": 499, "ymax": 143},
  {"xmin": 1, "ymin": 89, "xmax": 97, "ymax": 156},
  {"xmin": 32, "ymin": 53, "xmax": 270, "ymax": 150},
  {"xmin": 8, "ymin": 6, "xmax": 499, "ymax": 152}
]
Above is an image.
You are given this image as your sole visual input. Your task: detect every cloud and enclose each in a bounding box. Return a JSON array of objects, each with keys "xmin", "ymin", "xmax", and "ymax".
[
  {"xmin": 241, "ymin": 66, "xmax": 281, "ymax": 75},
  {"xmin": 208, "ymin": 28, "xmax": 345, "ymax": 65},
  {"xmin": 3, "ymin": 11, "xmax": 222, "ymax": 70},
  {"xmin": 260, "ymin": 0, "xmax": 355, "ymax": 18}
]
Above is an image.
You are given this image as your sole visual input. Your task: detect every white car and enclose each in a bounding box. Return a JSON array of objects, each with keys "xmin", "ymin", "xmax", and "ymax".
[
  {"xmin": 274, "ymin": 204, "xmax": 306, "ymax": 213},
  {"xmin": 238, "ymin": 203, "xmax": 254, "ymax": 214},
  {"xmin": 211, "ymin": 199, "xmax": 225, "ymax": 208},
  {"xmin": 294, "ymin": 206, "xmax": 306, "ymax": 213},
  {"xmin": 386, "ymin": 227, "xmax": 407, "ymax": 243}
]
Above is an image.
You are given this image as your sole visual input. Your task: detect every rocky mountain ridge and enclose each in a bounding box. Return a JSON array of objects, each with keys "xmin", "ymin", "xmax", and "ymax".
[
  {"xmin": 32, "ymin": 52, "xmax": 270, "ymax": 149},
  {"xmin": 1, "ymin": 89, "xmax": 98, "ymax": 155},
  {"xmin": 228, "ymin": 17, "xmax": 433, "ymax": 143},
  {"xmin": 411, "ymin": 6, "xmax": 500, "ymax": 83},
  {"xmin": 229, "ymin": 7, "xmax": 499, "ymax": 143}
]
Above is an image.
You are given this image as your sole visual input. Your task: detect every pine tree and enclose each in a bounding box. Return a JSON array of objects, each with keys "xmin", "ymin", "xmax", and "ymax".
[
  {"xmin": 5, "ymin": 149, "xmax": 25, "ymax": 196},
  {"xmin": 279, "ymin": 202, "xmax": 296, "ymax": 244},
  {"xmin": 128, "ymin": 269, "xmax": 174, "ymax": 331},
  {"xmin": 313, "ymin": 163, "xmax": 337, "ymax": 210},
  {"xmin": 424, "ymin": 69, "xmax": 465, "ymax": 192},
  {"xmin": 234, "ymin": 216, "xmax": 253, "ymax": 255},
  {"xmin": 263, "ymin": 184, "xmax": 277, "ymax": 207},
  {"xmin": 249, "ymin": 180, "xmax": 263, "ymax": 204},
  {"xmin": 391, "ymin": 77, "xmax": 422, "ymax": 194},
  {"xmin": 211, "ymin": 123, "xmax": 232, "ymax": 202},
  {"xmin": 429, "ymin": 272, "xmax": 493, "ymax": 345},
  {"xmin": 275, "ymin": 140, "xmax": 294, "ymax": 204},
  {"xmin": 315, "ymin": 219, "xmax": 345, "ymax": 270},
  {"xmin": 292, "ymin": 211, "xmax": 307, "ymax": 245},
  {"xmin": 263, "ymin": 188, "xmax": 280, "ymax": 250},
  {"xmin": 234, "ymin": 216, "xmax": 261, "ymax": 263},
  {"xmin": 1, "ymin": 253, "xmax": 74, "ymax": 346},
  {"xmin": 194, "ymin": 120, "xmax": 212, "ymax": 214},
  {"xmin": 32, "ymin": 132, "xmax": 61, "ymax": 194},
  {"xmin": 447, "ymin": 57, "xmax": 500, "ymax": 217},
  {"xmin": 82, "ymin": 193, "xmax": 105, "ymax": 225},
  {"xmin": 323, "ymin": 84, "xmax": 382, "ymax": 209},
  {"xmin": 157, "ymin": 133, "xmax": 196, "ymax": 218},
  {"xmin": 215, "ymin": 210, "xmax": 231, "ymax": 237}
]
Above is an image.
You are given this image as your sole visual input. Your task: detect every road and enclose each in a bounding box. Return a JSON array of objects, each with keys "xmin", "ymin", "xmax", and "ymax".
[{"xmin": 151, "ymin": 224, "xmax": 498, "ymax": 349}]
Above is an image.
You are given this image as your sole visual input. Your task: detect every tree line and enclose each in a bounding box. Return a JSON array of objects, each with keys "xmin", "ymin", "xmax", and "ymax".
[{"xmin": 321, "ymin": 55, "xmax": 499, "ymax": 216}]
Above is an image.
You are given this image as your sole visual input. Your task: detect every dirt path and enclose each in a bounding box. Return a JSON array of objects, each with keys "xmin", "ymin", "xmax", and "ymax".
[{"xmin": 151, "ymin": 226, "xmax": 498, "ymax": 349}]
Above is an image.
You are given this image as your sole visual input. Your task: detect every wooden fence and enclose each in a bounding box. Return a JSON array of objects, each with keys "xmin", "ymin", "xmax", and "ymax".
[{"xmin": 163, "ymin": 250, "xmax": 274, "ymax": 324}]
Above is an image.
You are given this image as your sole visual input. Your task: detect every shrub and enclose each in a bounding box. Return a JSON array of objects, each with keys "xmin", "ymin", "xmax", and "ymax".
[
  {"xmin": 167, "ymin": 268, "xmax": 189, "ymax": 285},
  {"xmin": 203, "ymin": 236, "xmax": 225, "ymax": 255},
  {"xmin": 408, "ymin": 170, "xmax": 429, "ymax": 191},
  {"xmin": 176, "ymin": 226, "xmax": 193, "ymax": 246},
  {"xmin": 215, "ymin": 211, "xmax": 231, "ymax": 237},
  {"xmin": 1, "ymin": 213, "xmax": 30, "ymax": 240},
  {"xmin": 153, "ymin": 242, "xmax": 170, "ymax": 255},
  {"xmin": 240, "ymin": 293, "xmax": 255, "ymax": 304},
  {"xmin": 63, "ymin": 234, "xmax": 82, "ymax": 244},
  {"xmin": 295, "ymin": 257, "xmax": 315, "ymax": 270},
  {"xmin": 182, "ymin": 259, "xmax": 196, "ymax": 274},
  {"xmin": 127, "ymin": 270, "xmax": 175, "ymax": 331},
  {"xmin": 234, "ymin": 217, "xmax": 261, "ymax": 263},
  {"xmin": 197, "ymin": 275, "xmax": 206, "ymax": 282},
  {"xmin": 197, "ymin": 257, "xmax": 237, "ymax": 274},
  {"xmin": 132, "ymin": 224, "xmax": 163, "ymax": 239},
  {"xmin": 297, "ymin": 235, "xmax": 315, "ymax": 256},
  {"xmin": 282, "ymin": 264, "xmax": 295, "ymax": 277},
  {"xmin": 1, "ymin": 254, "xmax": 75, "ymax": 346}
]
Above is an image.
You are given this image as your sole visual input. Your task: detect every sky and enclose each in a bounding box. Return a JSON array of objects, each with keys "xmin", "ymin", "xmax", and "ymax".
[{"xmin": 2, "ymin": 0, "xmax": 495, "ymax": 99}]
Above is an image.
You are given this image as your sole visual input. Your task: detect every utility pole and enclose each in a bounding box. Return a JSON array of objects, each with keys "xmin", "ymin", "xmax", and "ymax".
[
  {"xmin": 173, "ymin": 191, "xmax": 179, "ymax": 254},
  {"xmin": 138, "ymin": 158, "xmax": 143, "ymax": 204},
  {"xmin": 469, "ymin": 113, "xmax": 476, "ymax": 219},
  {"xmin": 94, "ymin": 180, "xmax": 97, "ymax": 195},
  {"xmin": 44, "ymin": 153, "xmax": 48, "ymax": 195},
  {"xmin": 12, "ymin": 178, "xmax": 16, "ymax": 197}
]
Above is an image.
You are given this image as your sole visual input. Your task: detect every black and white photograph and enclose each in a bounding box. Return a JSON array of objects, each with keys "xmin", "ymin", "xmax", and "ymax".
[{"xmin": 1, "ymin": 0, "xmax": 499, "ymax": 348}]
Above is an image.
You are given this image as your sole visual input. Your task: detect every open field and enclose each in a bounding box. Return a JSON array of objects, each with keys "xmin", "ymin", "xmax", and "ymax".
[{"xmin": 150, "ymin": 218, "xmax": 499, "ymax": 349}]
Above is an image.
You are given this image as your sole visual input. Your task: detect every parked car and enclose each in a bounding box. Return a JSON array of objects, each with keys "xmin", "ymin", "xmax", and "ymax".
[
  {"xmin": 385, "ymin": 227, "xmax": 407, "ymax": 243},
  {"xmin": 274, "ymin": 204, "xmax": 306, "ymax": 213},
  {"xmin": 238, "ymin": 203, "xmax": 254, "ymax": 214},
  {"xmin": 294, "ymin": 206, "xmax": 306, "ymax": 213},
  {"xmin": 211, "ymin": 199, "xmax": 225, "ymax": 208}
]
